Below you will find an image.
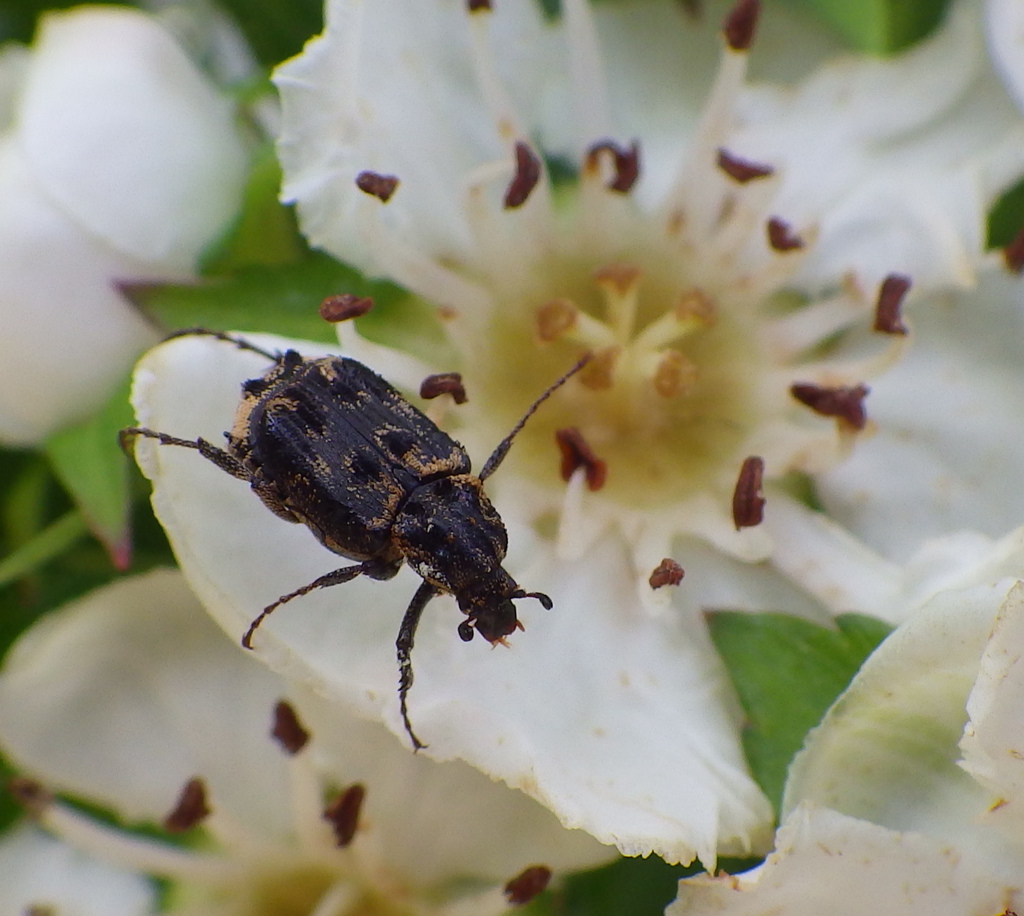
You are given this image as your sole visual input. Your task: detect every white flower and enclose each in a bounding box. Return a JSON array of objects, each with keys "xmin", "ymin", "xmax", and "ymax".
[
  {"xmin": 128, "ymin": 0, "xmax": 1024, "ymax": 866},
  {"xmin": 671, "ymin": 527, "xmax": 1024, "ymax": 912},
  {"xmin": 0, "ymin": 6, "xmax": 249, "ymax": 445},
  {"xmin": 0, "ymin": 569, "xmax": 611, "ymax": 915}
]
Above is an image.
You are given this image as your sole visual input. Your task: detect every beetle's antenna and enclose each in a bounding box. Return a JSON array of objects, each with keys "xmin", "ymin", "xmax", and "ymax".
[
  {"xmin": 396, "ymin": 580, "xmax": 441, "ymax": 751},
  {"xmin": 164, "ymin": 327, "xmax": 281, "ymax": 362},
  {"xmin": 479, "ymin": 353, "xmax": 591, "ymax": 481}
]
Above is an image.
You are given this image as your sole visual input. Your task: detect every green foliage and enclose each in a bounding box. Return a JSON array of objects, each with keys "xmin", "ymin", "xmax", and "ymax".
[
  {"xmin": 987, "ymin": 176, "xmax": 1024, "ymax": 250},
  {"xmin": 708, "ymin": 611, "xmax": 892, "ymax": 812},
  {"xmin": 214, "ymin": 0, "xmax": 322, "ymax": 67},
  {"xmin": 784, "ymin": 0, "xmax": 951, "ymax": 52}
]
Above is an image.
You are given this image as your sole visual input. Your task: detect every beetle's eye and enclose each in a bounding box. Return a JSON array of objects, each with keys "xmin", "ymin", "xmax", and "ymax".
[{"xmin": 457, "ymin": 620, "xmax": 475, "ymax": 642}]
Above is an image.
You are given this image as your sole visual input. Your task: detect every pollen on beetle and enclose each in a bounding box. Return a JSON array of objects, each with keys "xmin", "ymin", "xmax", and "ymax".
[
  {"xmin": 164, "ymin": 777, "xmax": 211, "ymax": 832},
  {"xmin": 323, "ymin": 784, "xmax": 366, "ymax": 848}
]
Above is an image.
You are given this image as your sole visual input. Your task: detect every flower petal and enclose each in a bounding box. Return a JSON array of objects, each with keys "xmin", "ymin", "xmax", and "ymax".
[
  {"xmin": 18, "ymin": 6, "xmax": 249, "ymax": 269},
  {"xmin": 0, "ymin": 824, "xmax": 154, "ymax": 916},
  {"xmin": 669, "ymin": 806, "xmax": 1019, "ymax": 916},
  {"xmin": 0, "ymin": 568, "xmax": 295, "ymax": 838},
  {"xmin": 130, "ymin": 334, "xmax": 773, "ymax": 865},
  {"xmin": 816, "ymin": 267, "xmax": 1024, "ymax": 561}
]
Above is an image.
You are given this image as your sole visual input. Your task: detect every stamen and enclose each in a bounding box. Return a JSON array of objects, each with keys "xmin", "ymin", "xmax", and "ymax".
[
  {"xmin": 732, "ymin": 456, "xmax": 765, "ymax": 529},
  {"xmin": 323, "ymin": 784, "xmax": 366, "ymax": 848},
  {"xmin": 791, "ymin": 383, "xmax": 869, "ymax": 430},
  {"xmin": 1003, "ymin": 225, "xmax": 1024, "ymax": 273},
  {"xmin": 651, "ymin": 349, "xmax": 699, "ymax": 398},
  {"xmin": 716, "ymin": 148, "xmax": 773, "ymax": 183},
  {"xmin": 723, "ymin": 0, "xmax": 760, "ymax": 50},
  {"xmin": 272, "ymin": 699, "xmax": 311, "ymax": 755},
  {"xmin": 467, "ymin": 0, "xmax": 491, "ymax": 9},
  {"xmin": 649, "ymin": 558, "xmax": 685, "ymax": 589},
  {"xmin": 504, "ymin": 141, "xmax": 542, "ymax": 209},
  {"xmin": 873, "ymin": 274, "xmax": 911, "ymax": 335},
  {"xmin": 164, "ymin": 778, "xmax": 211, "ymax": 832},
  {"xmin": 767, "ymin": 217, "xmax": 804, "ymax": 251},
  {"xmin": 355, "ymin": 171, "xmax": 399, "ymax": 203},
  {"xmin": 420, "ymin": 372, "xmax": 468, "ymax": 404},
  {"xmin": 555, "ymin": 427, "xmax": 607, "ymax": 491},
  {"xmin": 632, "ymin": 289, "xmax": 715, "ymax": 352},
  {"xmin": 594, "ymin": 264, "xmax": 641, "ymax": 341},
  {"xmin": 320, "ymin": 294, "xmax": 374, "ymax": 323},
  {"xmin": 536, "ymin": 299, "xmax": 578, "ymax": 342},
  {"xmin": 504, "ymin": 865, "xmax": 552, "ymax": 905},
  {"xmin": 585, "ymin": 140, "xmax": 641, "ymax": 193}
]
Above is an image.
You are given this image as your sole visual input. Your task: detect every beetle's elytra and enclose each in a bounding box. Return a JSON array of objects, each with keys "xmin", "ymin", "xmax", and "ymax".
[{"xmin": 122, "ymin": 328, "xmax": 587, "ymax": 750}]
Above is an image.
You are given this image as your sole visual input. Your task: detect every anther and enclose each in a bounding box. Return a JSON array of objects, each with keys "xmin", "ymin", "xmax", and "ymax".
[
  {"xmin": 653, "ymin": 350, "xmax": 698, "ymax": 398},
  {"xmin": 1003, "ymin": 225, "xmax": 1024, "ymax": 273},
  {"xmin": 791, "ymin": 383, "xmax": 869, "ymax": 430},
  {"xmin": 163, "ymin": 778, "xmax": 211, "ymax": 832},
  {"xmin": 272, "ymin": 699, "xmax": 310, "ymax": 755},
  {"xmin": 873, "ymin": 274, "xmax": 911, "ymax": 335},
  {"xmin": 536, "ymin": 299, "xmax": 579, "ymax": 342},
  {"xmin": 356, "ymin": 171, "xmax": 399, "ymax": 202},
  {"xmin": 579, "ymin": 346, "xmax": 619, "ymax": 389},
  {"xmin": 420, "ymin": 372, "xmax": 468, "ymax": 404},
  {"xmin": 323, "ymin": 784, "xmax": 366, "ymax": 848},
  {"xmin": 676, "ymin": 288, "xmax": 717, "ymax": 325},
  {"xmin": 593, "ymin": 263, "xmax": 641, "ymax": 297},
  {"xmin": 716, "ymin": 148, "xmax": 773, "ymax": 183},
  {"xmin": 649, "ymin": 558, "xmax": 685, "ymax": 589},
  {"xmin": 8, "ymin": 776, "xmax": 52, "ymax": 816},
  {"xmin": 504, "ymin": 141, "xmax": 542, "ymax": 209},
  {"xmin": 555, "ymin": 427, "xmax": 607, "ymax": 491},
  {"xmin": 732, "ymin": 456, "xmax": 765, "ymax": 529},
  {"xmin": 320, "ymin": 294, "xmax": 374, "ymax": 323},
  {"xmin": 505, "ymin": 865, "xmax": 552, "ymax": 905},
  {"xmin": 723, "ymin": 0, "xmax": 760, "ymax": 50},
  {"xmin": 767, "ymin": 217, "xmax": 804, "ymax": 251},
  {"xmin": 585, "ymin": 139, "xmax": 641, "ymax": 193},
  {"xmin": 467, "ymin": 0, "xmax": 492, "ymax": 10}
]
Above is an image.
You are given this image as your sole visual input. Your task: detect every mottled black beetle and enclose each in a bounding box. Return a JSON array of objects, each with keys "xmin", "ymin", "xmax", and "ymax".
[{"xmin": 121, "ymin": 329, "xmax": 587, "ymax": 749}]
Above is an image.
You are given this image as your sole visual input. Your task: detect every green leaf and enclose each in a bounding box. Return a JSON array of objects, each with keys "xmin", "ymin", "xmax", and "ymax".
[
  {"xmin": 708, "ymin": 611, "xmax": 892, "ymax": 813},
  {"xmin": 987, "ymin": 175, "xmax": 1024, "ymax": 249},
  {"xmin": 215, "ymin": 0, "xmax": 322, "ymax": 68},
  {"xmin": 783, "ymin": 0, "xmax": 950, "ymax": 53},
  {"xmin": 44, "ymin": 375, "xmax": 134, "ymax": 569},
  {"xmin": 0, "ymin": 511, "xmax": 88, "ymax": 589}
]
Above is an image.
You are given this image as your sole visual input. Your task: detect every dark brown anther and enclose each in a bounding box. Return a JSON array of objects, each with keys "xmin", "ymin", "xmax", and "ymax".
[
  {"xmin": 163, "ymin": 778, "xmax": 210, "ymax": 832},
  {"xmin": 467, "ymin": 0, "xmax": 492, "ymax": 9},
  {"xmin": 723, "ymin": 0, "xmax": 760, "ymax": 50},
  {"xmin": 873, "ymin": 274, "xmax": 911, "ymax": 335},
  {"xmin": 504, "ymin": 865, "xmax": 552, "ymax": 905},
  {"xmin": 356, "ymin": 171, "xmax": 399, "ymax": 203},
  {"xmin": 585, "ymin": 139, "xmax": 641, "ymax": 193},
  {"xmin": 323, "ymin": 784, "xmax": 366, "ymax": 847},
  {"xmin": 8, "ymin": 777, "xmax": 51, "ymax": 816},
  {"xmin": 272, "ymin": 699, "xmax": 310, "ymax": 755},
  {"xmin": 25, "ymin": 906, "xmax": 55, "ymax": 916},
  {"xmin": 1003, "ymin": 225, "xmax": 1024, "ymax": 273},
  {"xmin": 555, "ymin": 427, "xmax": 607, "ymax": 491},
  {"xmin": 320, "ymin": 294, "xmax": 374, "ymax": 324},
  {"xmin": 649, "ymin": 558, "xmax": 685, "ymax": 589},
  {"xmin": 732, "ymin": 456, "xmax": 765, "ymax": 530},
  {"xmin": 504, "ymin": 141, "xmax": 542, "ymax": 209},
  {"xmin": 420, "ymin": 372, "xmax": 468, "ymax": 405},
  {"xmin": 767, "ymin": 217, "xmax": 803, "ymax": 252},
  {"xmin": 716, "ymin": 148, "xmax": 773, "ymax": 183},
  {"xmin": 791, "ymin": 383, "xmax": 869, "ymax": 430}
]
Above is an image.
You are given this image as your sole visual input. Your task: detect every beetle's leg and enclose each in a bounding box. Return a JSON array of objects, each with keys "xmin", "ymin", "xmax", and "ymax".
[
  {"xmin": 479, "ymin": 353, "xmax": 591, "ymax": 481},
  {"xmin": 243, "ymin": 562, "xmax": 374, "ymax": 649},
  {"xmin": 396, "ymin": 580, "xmax": 441, "ymax": 751},
  {"xmin": 119, "ymin": 428, "xmax": 249, "ymax": 481},
  {"xmin": 163, "ymin": 327, "xmax": 281, "ymax": 362}
]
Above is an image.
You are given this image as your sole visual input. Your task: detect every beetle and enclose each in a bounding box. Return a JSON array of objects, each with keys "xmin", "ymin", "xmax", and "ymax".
[{"xmin": 121, "ymin": 328, "xmax": 587, "ymax": 749}]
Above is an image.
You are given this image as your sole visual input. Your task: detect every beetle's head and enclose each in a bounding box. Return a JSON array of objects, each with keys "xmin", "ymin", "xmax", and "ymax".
[{"xmin": 457, "ymin": 589, "xmax": 553, "ymax": 644}]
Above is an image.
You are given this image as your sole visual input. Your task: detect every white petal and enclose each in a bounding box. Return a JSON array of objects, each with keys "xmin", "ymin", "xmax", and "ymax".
[
  {"xmin": 816, "ymin": 267, "xmax": 1024, "ymax": 561},
  {"xmin": 19, "ymin": 6, "xmax": 248, "ymax": 269},
  {"xmin": 130, "ymin": 335, "xmax": 773, "ymax": 865},
  {"xmin": 0, "ymin": 140, "xmax": 157, "ymax": 445},
  {"xmin": 0, "ymin": 824, "xmax": 154, "ymax": 916},
  {"xmin": 0, "ymin": 569, "xmax": 295, "ymax": 838},
  {"xmin": 781, "ymin": 568, "xmax": 1024, "ymax": 866},
  {"xmin": 986, "ymin": 0, "xmax": 1024, "ymax": 112},
  {"xmin": 274, "ymin": 0, "xmax": 557, "ymax": 272},
  {"xmin": 669, "ymin": 806, "xmax": 1019, "ymax": 916}
]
